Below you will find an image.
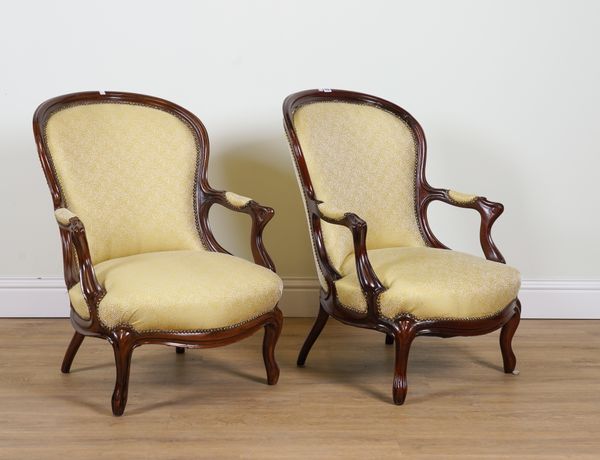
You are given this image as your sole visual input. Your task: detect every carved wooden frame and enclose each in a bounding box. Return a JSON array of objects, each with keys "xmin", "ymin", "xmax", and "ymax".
[
  {"xmin": 33, "ymin": 91, "xmax": 283, "ymax": 416},
  {"xmin": 283, "ymin": 88, "xmax": 520, "ymax": 405}
]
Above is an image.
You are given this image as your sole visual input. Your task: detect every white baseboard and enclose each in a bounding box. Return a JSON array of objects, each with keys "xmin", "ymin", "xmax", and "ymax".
[{"xmin": 0, "ymin": 277, "xmax": 599, "ymax": 319}]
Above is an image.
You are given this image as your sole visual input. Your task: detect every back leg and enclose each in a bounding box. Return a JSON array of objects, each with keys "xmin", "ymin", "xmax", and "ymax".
[
  {"xmin": 385, "ymin": 333, "xmax": 394, "ymax": 345},
  {"xmin": 297, "ymin": 304, "xmax": 329, "ymax": 366},
  {"xmin": 61, "ymin": 331, "xmax": 85, "ymax": 373}
]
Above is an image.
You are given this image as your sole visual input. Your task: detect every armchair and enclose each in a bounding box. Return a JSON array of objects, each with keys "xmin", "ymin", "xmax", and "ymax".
[
  {"xmin": 34, "ymin": 91, "xmax": 283, "ymax": 415},
  {"xmin": 283, "ymin": 89, "xmax": 521, "ymax": 405}
]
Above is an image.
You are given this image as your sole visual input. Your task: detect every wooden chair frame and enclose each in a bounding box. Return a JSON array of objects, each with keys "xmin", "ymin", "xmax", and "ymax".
[
  {"xmin": 283, "ymin": 88, "xmax": 520, "ymax": 405},
  {"xmin": 33, "ymin": 91, "xmax": 283, "ymax": 416}
]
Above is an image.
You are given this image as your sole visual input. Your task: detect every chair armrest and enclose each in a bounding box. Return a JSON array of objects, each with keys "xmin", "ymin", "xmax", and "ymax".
[
  {"xmin": 199, "ymin": 190, "xmax": 276, "ymax": 272},
  {"xmin": 316, "ymin": 202, "xmax": 385, "ymax": 317},
  {"xmin": 421, "ymin": 188, "xmax": 506, "ymax": 263},
  {"xmin": 54, "ymin": 208, "xmax": 105, "ymax": 318}
]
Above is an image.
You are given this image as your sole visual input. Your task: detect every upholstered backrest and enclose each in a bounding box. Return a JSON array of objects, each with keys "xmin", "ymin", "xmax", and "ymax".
[
  {"xmin": 292, "ymin": 101, "xmax": 426, "ymax": 272},
  {"xmin": 44, "ymin": 102, "xmax": 205, "ymax": 264}
]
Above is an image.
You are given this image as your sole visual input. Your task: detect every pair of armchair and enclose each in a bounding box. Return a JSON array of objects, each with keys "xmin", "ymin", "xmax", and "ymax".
[{"xmin": 33, "ymin": 90, "xmax": 521, "ymax": 415}]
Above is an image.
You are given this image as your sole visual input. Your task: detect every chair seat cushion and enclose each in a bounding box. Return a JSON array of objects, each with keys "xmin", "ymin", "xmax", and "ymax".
[
  {"xmin": 335, "ymin": 247, "xmax": 520, "ymax": 320},
  {"xmin": 69, "ymin": 250, "xmax": 283, "ymax": 332}
]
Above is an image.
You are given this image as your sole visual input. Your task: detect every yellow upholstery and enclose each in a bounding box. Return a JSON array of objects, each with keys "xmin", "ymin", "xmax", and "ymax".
[
  {"xmin": 54, "ymin": 207, "xmax": 77, "ymax": 225},
  {"xmin": 335, "ymin": 247, "xmax": 520, "ymax": 320},
  {"xmin": 293, "ymin": 102, "xmax": 426, "ymax": 273},
  {"xmin": 45, "ymin": 103, "xmax": 204, "ymax": 264},
  {"xmin": 69, "ymin": 250, "xmax": 283, "ymax": 331},
  {"xmin": 448, "ymin": 190, "xmax": 478, "ymax": 204},
  {"xmin": 317, "ymin": 202, "xmax": 347, "ymax": 221},
  {"xmin": 225, "ymin": 191, "xmax": 252, "ymax": 208}
]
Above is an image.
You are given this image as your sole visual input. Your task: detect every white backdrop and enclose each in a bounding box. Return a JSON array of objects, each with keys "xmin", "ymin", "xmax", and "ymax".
[{"xmin": 1, "ymin": 0, "xmax": 599, "ymax": 317}]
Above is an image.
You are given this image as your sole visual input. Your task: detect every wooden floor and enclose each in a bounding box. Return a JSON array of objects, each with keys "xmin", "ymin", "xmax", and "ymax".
[{"xmin": 1, "ymin": 319, "xmax": 599, "ymax": 459}]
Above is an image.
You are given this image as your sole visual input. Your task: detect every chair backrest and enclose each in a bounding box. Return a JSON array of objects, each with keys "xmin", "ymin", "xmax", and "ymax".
[
  {"xmin": 34, "ymin": 91, "xmax": 209, "ymax": 264},
  {"xmin": 284, "ymin": 89, "xmax": 428, "ymax": 274}
]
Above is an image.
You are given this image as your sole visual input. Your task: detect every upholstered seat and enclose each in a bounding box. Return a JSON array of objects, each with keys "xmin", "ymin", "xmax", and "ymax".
[
  {"xmin": 335, "ymin": 247, "xmax": 520, "ymax": 320},
  {"xmin": 69, "ymin": 250, "xmax": 283, "ymax": 332}
]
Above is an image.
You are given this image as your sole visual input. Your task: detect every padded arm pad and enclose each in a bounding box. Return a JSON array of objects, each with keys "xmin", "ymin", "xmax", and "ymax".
[
  {"xmin": 224, "ymin": 191, "xmax": 252, "ymax": 208},
  {"xmin": 448, "ymin": 190, "xmax": 478, "ymax": 204},
  {"xmin": 317, "ymin": 202, "xmax": 348, "ymax": 221},
  {"xmin": 54, "ymin": 208, "xmax": 78, "ymax": 225}
]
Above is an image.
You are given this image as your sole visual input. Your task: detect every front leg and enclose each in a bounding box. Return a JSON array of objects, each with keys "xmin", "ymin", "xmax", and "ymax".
[
  {"xmin": 109, "ymin": 329, "xmax": 136, "ymax": 416},
  {"xmin": 263, "ymin": 307, "xmax": 283, "ymax": 385},
  {"xmin": 392, "ymin": 319, "xmax": 417, "ymax": 405},
  {"xmin": 500, "ymin": 300, "xmax": 521, "ymax": 374}
]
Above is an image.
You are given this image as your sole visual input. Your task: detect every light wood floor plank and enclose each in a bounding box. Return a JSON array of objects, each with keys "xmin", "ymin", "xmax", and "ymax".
[{"xmin": 0, "ymin": 318, "xmax": 599, "ymax": 459}]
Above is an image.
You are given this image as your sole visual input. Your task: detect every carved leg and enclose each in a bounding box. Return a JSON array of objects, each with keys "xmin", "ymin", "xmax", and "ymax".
[
  {"xmin": 392, "ymin": 321, "xmax": 416, "ymax": 405},
  {"xmin": 385, "ymin": 333, "xmax": 394, "ymax": 345},
  {"xmin": 110, "ymin": 330, "xmax": 135, "ymax": 416},
  {"xmin": 263, "ymin": 307, "xmax": 283, "ymax": 385},
  {"xmin": 297, "ymin": 304, "xmax": 329, "ymax": 366},
  {"xmin": 175, "ymin": 347, "xmax": 185, "ymax": 354},
  {"xmin": 61, "ymin": 331, "xmax": 85, "ymax": 373},
  {"xmin": 500, "ymin": 303, "xmax": 521, "ymax": 374}
]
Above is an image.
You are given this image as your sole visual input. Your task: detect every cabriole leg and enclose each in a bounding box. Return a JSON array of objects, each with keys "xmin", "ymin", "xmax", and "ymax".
[
  {"xmin": 61, "ymin": 331, "xmax": 85, "ymax": 373},
  {"xmin": 110, "ymin": 330, "xmax": 135, "ymax": 416},
  {"xmin": 297, "ymin": 304, "xmax": 329, "ymax": 366},
  {"xmin": 263, "ymin": 307, "xmax": 283, "ymax": 385},
  {"xmin": 392, "ymin": 321, "xmax": 416, "ymax": 405},
  {"xmin": 500, "ymin": 302, "xmax": 521, "ymax": 374}
]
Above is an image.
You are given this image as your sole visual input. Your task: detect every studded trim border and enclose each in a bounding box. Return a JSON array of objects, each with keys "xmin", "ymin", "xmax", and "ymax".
[{"xmin": 104, "ymin": 307, "xmax": 277, "ymax": 334}]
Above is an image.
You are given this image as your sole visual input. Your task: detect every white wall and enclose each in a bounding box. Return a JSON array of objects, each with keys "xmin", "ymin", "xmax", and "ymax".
[{"xmin": 1, "ymin": 0, "xmax": 599, "ymax": 316}]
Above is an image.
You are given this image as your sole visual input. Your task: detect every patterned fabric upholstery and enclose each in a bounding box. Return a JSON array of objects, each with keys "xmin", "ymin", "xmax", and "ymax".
[
  {"xmin": 289, "ymin": 99, "xmax": 521, "ymax": 320},
  {"xmin": 292, "ymin": 102, "xmax": 426, "ymax": 273},
  {"xmin": 69, "ymin": 250, "xmax": 283, "ymax": 331},
  {"xmin": 335, "ymin": 247, "xmax": 520, "ymax": 320},
  {"xmin": 46, "ymin": 101, "xmax": 282, "ymax": 332},
  {"xmin": 45, "ymin": 103, "xmax": 204, "ymax": 264}
]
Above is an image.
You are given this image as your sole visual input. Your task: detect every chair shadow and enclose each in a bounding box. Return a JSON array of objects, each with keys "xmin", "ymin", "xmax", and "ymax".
[
  {"xmin": 69, "ymin": 363, "xmax": 113, "ymax": 373},
  {"xmin": 53, "ymin": 346, "xmax": 270, "ymax": 415},
  {"xmin": 207, "ymin": 136, "xmax": 314, "ymax": 272},
  {"xmin": 194, "ymin": 354, "xmax": 266, "ymax": 385},
  {"xmin": 297, "ymin": 332, "xmax": 506, "ymax": 405}
]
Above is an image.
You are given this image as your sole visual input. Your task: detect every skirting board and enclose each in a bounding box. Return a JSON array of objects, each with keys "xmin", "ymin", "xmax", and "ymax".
[{"xmin": 0, "ymin": 277, "xmax": 599, "ymax": 319}]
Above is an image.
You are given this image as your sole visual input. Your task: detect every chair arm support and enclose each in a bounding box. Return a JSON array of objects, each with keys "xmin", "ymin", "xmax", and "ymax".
[
  {"xmin": 421, "ymin": 188, "xmax": 506, "ymax": 263},
  {"xmin": 200, "ymin": 190, "xmax": 276, "ymax": 272},
  {"xmin": 53, "ymin": 208, "xmax": 105, "ymax": 318},
  {"xmin": 316, "ymin": 203, "xmax": 386, "ymax": 315}
]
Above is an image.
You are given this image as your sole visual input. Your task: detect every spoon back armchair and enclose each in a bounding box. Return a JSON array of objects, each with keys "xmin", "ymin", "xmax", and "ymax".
[
  {"xmin": 283, "ymin": 88, "xmax": 521, "ymax": 405},
  {"xmin": 34, "ymin": 91, "xmax": 283, "ymax": 415}
]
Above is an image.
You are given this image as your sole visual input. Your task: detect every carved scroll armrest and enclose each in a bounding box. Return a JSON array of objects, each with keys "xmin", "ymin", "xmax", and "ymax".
[
  {"xmin": 53, "ymin": 208, "xmax": 105, "ymax": 317},
  {"xmin": 421, "ymin": 188, "xmax": 506, "ymax": 263},
  {"xmin": 200, "ymin": 190, "xmax": 276, "ymax": 272},
  {"xmin": 316, "ymin": 203, "xmax": 385, "ymax": 315}
]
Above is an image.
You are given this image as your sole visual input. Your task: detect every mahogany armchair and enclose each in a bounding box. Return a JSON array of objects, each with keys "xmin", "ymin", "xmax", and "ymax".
[
  {"xmin": 283, "ymin": 89, "xmax": 521, "ymax": 405},
  {"xmin": 33, "ymin": 91, "xmax": 283, "ymax": 415}
]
